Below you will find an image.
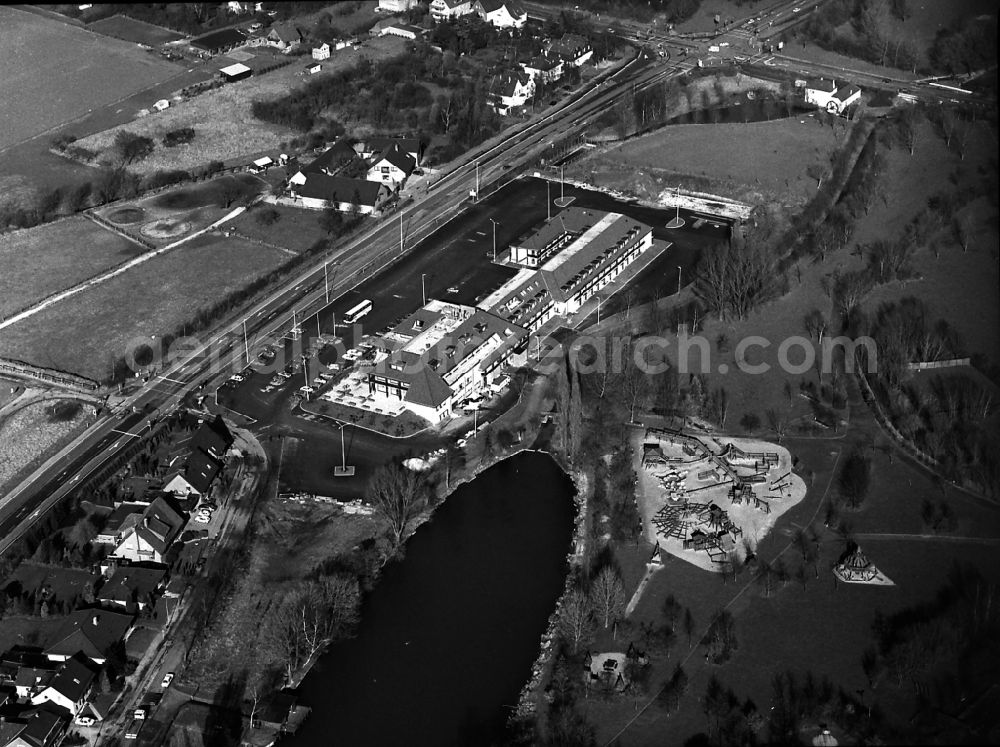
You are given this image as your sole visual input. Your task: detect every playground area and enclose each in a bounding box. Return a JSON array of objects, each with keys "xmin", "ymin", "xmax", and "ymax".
[{"xmin": 634, "ymin": 429, "xmax": 806, "ymax": 572}]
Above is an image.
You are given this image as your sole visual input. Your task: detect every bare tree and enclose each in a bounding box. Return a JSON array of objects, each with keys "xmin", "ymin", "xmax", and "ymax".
[
  {"xmin": 591, "ymin": 566, "xmax": 626, "ymax": 630},
  {"xmin": 766, "ymin": 409, "xmax": 787, "ymax": 442},
  {"xmin": 367, "ymin": 462, "xmax": 428, "ymax": 550},
  {"xmin": 804, "ymin": 309, "xmax": 829, "ymax": 348},
  {"xmin": 558, "ymin": 588, "xmax": 595, "ymax": 654}
]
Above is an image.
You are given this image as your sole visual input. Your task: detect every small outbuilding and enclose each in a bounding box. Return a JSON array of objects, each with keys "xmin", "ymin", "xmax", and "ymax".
[
  {"xmin": 249, "ymin": 156, "xmax": 274, "ymax": 173},
  {"xmin": 219, "ymin": 62, "xmax": 253, "ymax": 83},
  {"xmin": 304, "ymin": 62, "xmax": 322, "ymax": 75},
  {"xmin": 153, "ymin": 99, "xmax": 170, "ymax": 112}
]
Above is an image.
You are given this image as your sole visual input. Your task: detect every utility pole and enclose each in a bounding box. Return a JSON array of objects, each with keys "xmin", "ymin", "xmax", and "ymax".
[
  {"xmin": 301, "ymin": 355, "xmax": 310, "ymax": 399},
  {"xmin": 489, "ymin": 218, "xmax": 499, "ymax": 262},
  {"xmin": 547, "ymin": 179, "xmax": 551, "ymax": 220},
  {"xmin": 560, "ymin": 164, "xmax": 565, "ymax": 202},
  {"xmin": 476, "ymin": 160, "xmax": 480, "ymax": 199},
  {"xmin": 421, "ymin": 273, "xmax": 427, "ymax": 306},
  {"xmin": 324, "ymin": 261, "xmax": 330, "ymax": 303},
  {"xmin": 242, "ymin": 319, "xmax": 249, "ymax": 363},
  {"xmin": 597, "ymin": 295, "xmax": 602, "ymax": 324},
  {"xmin": 399, "ymin": 210, "xmax": 404, "ymax": 253},
  {"xmin": 677, "ymin": 265, "xmax": 682, "ymax": 295}
]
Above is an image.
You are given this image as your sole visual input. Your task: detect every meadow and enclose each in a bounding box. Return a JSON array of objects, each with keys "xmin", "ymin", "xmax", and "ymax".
[
  {"xmin": 0, "ymin": 236, "xmax": 289, "ymax": 380},
  {"xmin": 74, "ymin": 35, "xmax": 406, "ymax": 176},
  {"xmin": 589, "ymin": 113, "xmax": 844, "ymax": 208},
  {"xmin": 0, "ymin": 7, "xmax": 179, "ymax": 150},
  {"xmin": 0, "ymin": 397, "xmax": 92, "ymax": 494},
  {"xmin": 0, "ymin": 217, "xmax": 145, "ymax": 319}
]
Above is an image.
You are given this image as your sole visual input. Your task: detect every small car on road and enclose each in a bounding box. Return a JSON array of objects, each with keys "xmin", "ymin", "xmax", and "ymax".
[{"xmin": 161, "ymin": 672, "xmax": 175, "ymax": 689}]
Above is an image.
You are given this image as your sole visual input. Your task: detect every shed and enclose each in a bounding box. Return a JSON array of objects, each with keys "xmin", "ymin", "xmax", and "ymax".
[
  {"xmin": 249, "ymin": 156, "xmax": 274, "ymax": 173},
  {"xmin": 305, "ymin": 62, "xmax": 322, "ymax": 75},
  {"xmin": 219, "ymin": 62, "xmax": 252, "ymax": 82},
  {"xmin": 153, "ymin": 99, "xmax": 170, "ymax": 112}
]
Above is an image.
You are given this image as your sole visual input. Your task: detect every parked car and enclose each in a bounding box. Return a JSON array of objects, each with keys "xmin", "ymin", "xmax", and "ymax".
[
  {"xmin": 161, "ymin": 672, "xmax": 175, "ymax": 689},
  {"xmin": 194, "ymin": 513, "xmax": 211, "ymax": 524},
  {"xmin": 75, "ymin": 715, "xmax": 96, "ymax": 727}
]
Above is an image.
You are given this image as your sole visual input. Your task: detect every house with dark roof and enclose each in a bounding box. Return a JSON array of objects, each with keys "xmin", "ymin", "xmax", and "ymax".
[
  {"xmin": 366, "ymin": 143, "xmax": 416, "ymax": 188},
  {"xmin": 0, "ymin": 707, "xmax": 66, "ymax": 747},
  {"xmin": 266, "ymin": 22, "xmax": 304, "ymax": 52},
  {"xmin": 44, "ymin": 609, "xmax": 134, "ymax": 665},
  {"xmin": 30, "ymin": 654, "xmax": 95, "ymax": 717},
  {"xmin": 546, "ymin": 33, "xmax": 593, "ymax": 66},
  {"xmin": 489, "ymin": 70, "xmax": 534, "ymax": 115},
  {"xmin": 162, "ymin": 448, "xmax": 221, "ymax": 499},
  {"xmin": 291, "ymin": 174, "xmax": 391, "ymax": 214},
  {"xmin": 190, "ymin": 28, "xmax": 246, "ymax": 55},
  {"xmin": 190, "ymin": 416, "xmax": 234, "ymax": 463},
  {"xmin": 366, "ymin": 300, "xmax": 527, "ymax": 422},
  {"xmin": 111, "ymin": 497, "xmax": 186, "ymax": 565},
  {"xmin": 13, "ymin": 665, "xmax": 56, "ymax": 700},
  {"xmin": 521, "ymin": 54, "xmax": 564, "ymax": 83},
  {"xmin": 97, "ymin": 566, "xmax": 167, "ymax": 612},
  {"xmin": 288, "ymin": 140, "xmax": 360, "ymax": 186},
  {"xmin": 361, "ymin": 137, "xmax": 422, "ymax": 167},
  {"xmin": 474, "ymin": 0, "xmax": 527, "ymax": 28}
]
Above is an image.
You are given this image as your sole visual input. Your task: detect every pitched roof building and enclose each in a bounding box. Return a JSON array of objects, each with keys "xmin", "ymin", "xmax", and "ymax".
[
  {"xmin": 44, "ymin": 609, "xmax": 135, "ymax": 664},
  {"xmin": 30, "ymin": 654, "xmax": 96, "ymax": 717},
  {"xmin": 111, "ymin": 497, "xmax": 186, "ymax": 565},
  {"xmin": 366, "ymin": 143, "xmax": 417, "ymax": 188},
  {"xmin": 292, "ymin": 174, "xmax": 391, "ymax": 214},
  {"xmin": 475, "ymin": 0, "xmax": 527, "ymax": 28},
  {"xmin": 97, "ymin": 566, "xmax": 167, "ymax": 612}
]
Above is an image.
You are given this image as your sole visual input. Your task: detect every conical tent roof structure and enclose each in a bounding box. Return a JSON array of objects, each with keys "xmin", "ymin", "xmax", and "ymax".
[{"xmin": 834, "ymin": 544, "xmax": 878, "ymax": 583}]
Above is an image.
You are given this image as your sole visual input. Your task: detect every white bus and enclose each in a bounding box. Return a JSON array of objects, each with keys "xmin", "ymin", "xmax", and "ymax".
[{"xmin": 344, "ymin": 299, "xmax": 373, "ymax": 324}]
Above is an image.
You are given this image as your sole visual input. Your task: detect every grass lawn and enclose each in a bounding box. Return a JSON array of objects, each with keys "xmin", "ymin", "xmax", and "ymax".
[
  {"xmin": 851, "ymin": 120, "xmax": 999, "ymax": 365},
  {"xmin": 229, "ymin": 203, "xmax": 329, "ymax": 253},
  {"xmin": 0, "ymin": 6, "xmax": 179, "ymax": 150},
  {"xmin": 3, "ymin": 562, "xmax": 98, "ymax": 601},
  {"xmin": 74, "ymin": 35, "xmax": 407, "ymax": 176},
  {"xmin": 593, "ymin": 114, "xmax": 843, "ymax": 208},
  {"xmin": 673, "ymin": 0, "xmax": 767, "ymax": 33},
  {"xmin": 0, "ymin": 217, "xmax": 146, "ymax": 319},
  {"xmin": 0, "ymin": 615, "xmax": 66, "ymax": 654},
  {"xmin": 0, "ymin": 237, "xmax": 289, "ymax": 380},
  {"xmin": 86, "ymin": 13, "xmax": 185, "ymax": 46}
]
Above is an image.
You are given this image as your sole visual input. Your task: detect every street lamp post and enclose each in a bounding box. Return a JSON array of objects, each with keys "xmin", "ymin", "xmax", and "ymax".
[
  {"xmin": 333, "ymin": 420, "xmax": 355, "ymax": 476},
  {"xmin": 597, "ymin": 295, "xmax": 602, "ymax": 324},
  {"xmin": 677, "ymin": 265, "xmax": 682, "ymax": 295},
  {"xmin": 489, "ymin": 218, "xmax": 499, "ymax": 262},
  {"xmin": 242, "ymin": 319, "xmax": 249, "ymax": 363},
  {"xmin": 421, "ymin": 273, "xmax": 427, "ymax": 306}
]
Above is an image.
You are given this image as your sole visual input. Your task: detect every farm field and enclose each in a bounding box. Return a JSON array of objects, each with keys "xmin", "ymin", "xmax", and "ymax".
[
  {"xmin": 0, "ymin": 236, "xmax": 289, "ymax": 380},
  {"xmin": 87, "ymin": 12, "xmax": 185, "ymax": 46},
  {"xmin": 74, "ymin": 35, "xmax": 407, "ymax": 176},
  {"xmin": 0, "ymin": 397, "xmax": 93, "ymax": 494},
  {"xmin": 0, "ymin": 217, "xmax": 145, "ymax": 320},
  {"xmin": 0, "ymin": 6, "xmax": 180, "ymax": 150},
  {"xmin": 578, "ymin": 112, "xmax": 844, "ymax": 211}
]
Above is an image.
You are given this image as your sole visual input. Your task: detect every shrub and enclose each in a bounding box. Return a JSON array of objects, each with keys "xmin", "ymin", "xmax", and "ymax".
[{"xmin": 162, "ymin": 127, "xmax": 196, "ymax": 147}]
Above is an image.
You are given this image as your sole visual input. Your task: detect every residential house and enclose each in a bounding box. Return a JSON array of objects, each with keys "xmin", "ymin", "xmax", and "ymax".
[
  {"xmin": 44, "ymin": 609, "xmax": 134, "ymax": 664},
  {"xmin": 162, "ymin": 449, "xmax": 220, "ymax": 499},
  {"xmin": 379, "ymin": 0, "xmax": 421, "ymax": 11},
  {"xmin": 361, "ymin": 137, "xmax": 422, "ymax": 167},
  {"xmin": 474, "ymin": 0, "xmax": 526, "ymax": 29},
  {"xmin": 111, "ymin": 497, "xmax": 186, "ymax": 565},
  {"xmin": 97, "ymin": 566, "xmax": 167, "ymax": 612},
  {"xmin": 0, "ymin": 708, "xmax": 66, "ymax": 747},
  {"xmin": 366, "ymin": 300, "xmax": 527, "ymax": 423},
  {"xmin": 521, "ymin": 55, "xmax": 564, "ymax": 84},
  {"xmin": 30, "ymin": 655, "xmax": 95, "ymax": 717},
  {"xmin": 92, "ymin": 503, "xmax": 144, "ymax": 545},
  {"xmin": 430, "ymin": 0, "xmax": 475, "ymax": 22},
  {"xmin": 75, "ymin": 692, "xmax": 115, "ymax": 726},
  {"xmin": 14, "ymin": 666, "xmax": 56, "ymax": 700},
  {"xmin": 266, "ymin": 23, "xmax": 304, "ymax": 52},
  {"xmin": 489, "ymin": 70, "xmax": 534, "ymax": 114},
  {"xmin": 802, "ymin": 77, "xmax": 861, "ymax": 115},
  {"xmin": 219, "ymin": 62, "xmax": 252, "ymax": 83},
  {"xmin": 190, "ymin": 416, "xmax": 234, "ymax": 463},
  {"xmin": 366, "ymin": 143, "xmax": 417, "ymax": 188},
  {"xmin": 546, "ymin": 33, "xmax": 593, "ymax": 66},
  {"xmin": 288, "ymin": 140, "xmax": 360, "ymax": 186},
  {"xmin": 312, "ymin": 42, "xmax": 330, "ymax": 60},
  {"xmin": 291, "ymin": 174, "xmax": 391, "ymax": 214}
]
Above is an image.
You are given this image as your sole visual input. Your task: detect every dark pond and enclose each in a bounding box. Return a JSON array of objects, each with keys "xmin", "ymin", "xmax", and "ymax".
[{"xmin": 290, "ymin": 451, "xmax": 577, "ymax": 746}]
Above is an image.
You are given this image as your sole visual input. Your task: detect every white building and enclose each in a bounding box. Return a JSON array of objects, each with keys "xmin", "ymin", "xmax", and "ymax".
[
  {"xmin": 366, "ymin": 143, "xmax": 417, "ymax": 188},
  {"xmin": 111, "ymin": 497, "xmax": 186, "ymax": 565},
  {"xmin": 489, "ymin": 70, "xmax": 534, "ymax": 114},
  {"xmin": 521, "ymin": 55, "xmax": 564, "ymax": 84},
  {"xmin": 312, "ymin": 42, "xmax": 331, "ymax": 60},
  {"xmin": 430, "ymin": 0, "xmax": 475, "ymax": 22},
  {"xmin": 30, "ymin": 656, "xmax": 95, "ymax": 717},
  {"xmin": 379, "ymin": 0, "xmax": 421, "ymax": 11},
  {"xmin": 802, "ymin": 78, "xmax": 862, "ymax": 115},
  {"xmin": 292, "ymin": 174, "xmax": 391, "ymax": 214},
  {"xmin": 366, "ymin": 300, "xmax": 527, "ymax": 423},
  {"xmin": 474, "ymin": 0, "xmax": 526, "ymax": 29}
]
